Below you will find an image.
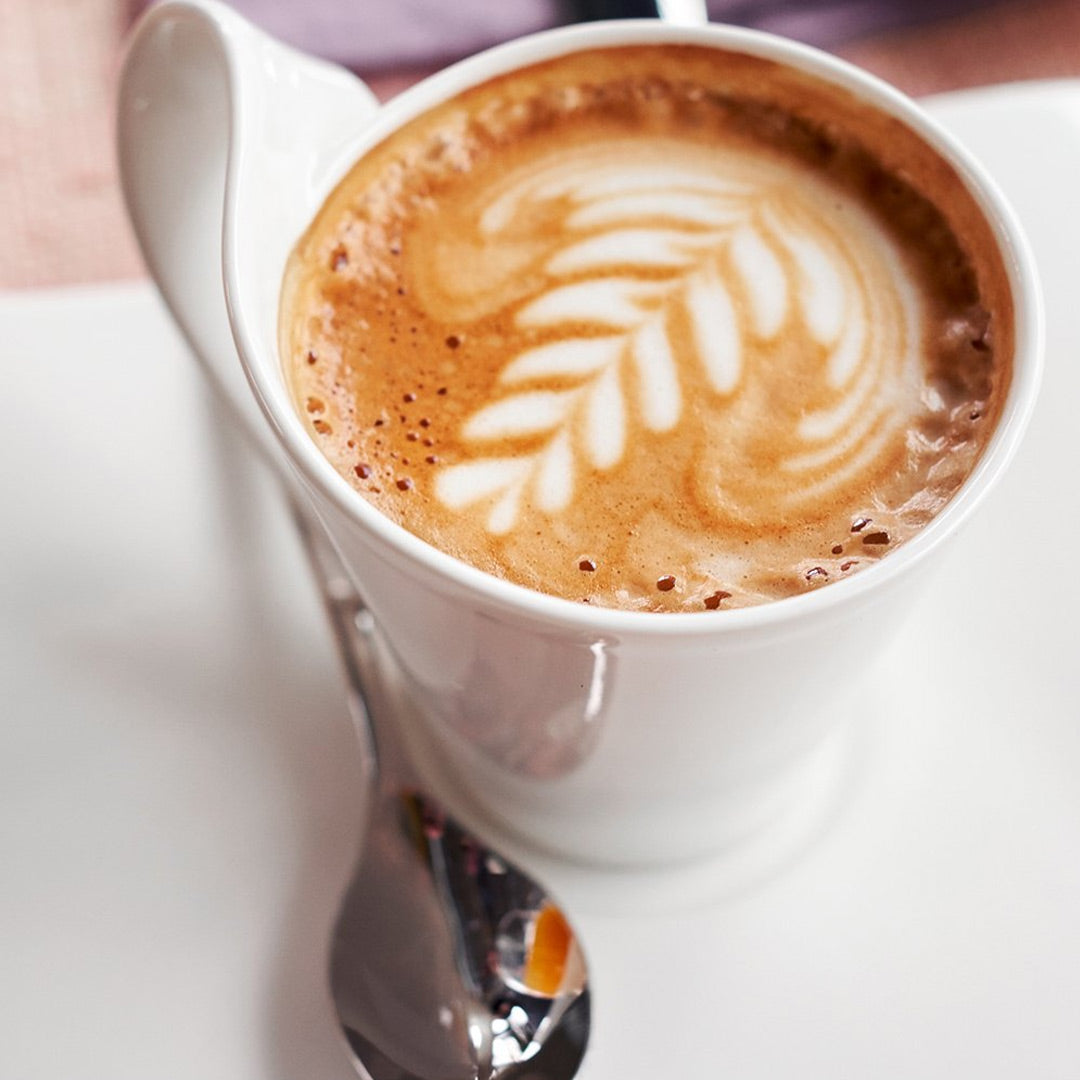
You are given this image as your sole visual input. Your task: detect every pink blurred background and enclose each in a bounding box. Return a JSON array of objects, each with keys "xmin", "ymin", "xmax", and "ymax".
[{"xmin": 3, "ymin": 0, "xmax": 1079, "ymax": 290}]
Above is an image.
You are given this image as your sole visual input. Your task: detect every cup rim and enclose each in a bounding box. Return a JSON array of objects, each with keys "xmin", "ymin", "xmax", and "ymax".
[{"xmin": 236, "ymin": 18, "xmax": 1044, "ymax": 638}]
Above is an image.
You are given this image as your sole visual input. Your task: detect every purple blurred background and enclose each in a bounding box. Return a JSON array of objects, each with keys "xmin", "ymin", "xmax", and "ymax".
[{"xmin": 220, "ymin": 0, "xmax": 994, "ymax": 73}]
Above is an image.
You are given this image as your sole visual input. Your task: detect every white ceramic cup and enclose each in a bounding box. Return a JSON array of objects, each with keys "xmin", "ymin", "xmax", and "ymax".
[{"xmin": 118, "ymin": 0, "xmax": 1042, "ymax": 866}]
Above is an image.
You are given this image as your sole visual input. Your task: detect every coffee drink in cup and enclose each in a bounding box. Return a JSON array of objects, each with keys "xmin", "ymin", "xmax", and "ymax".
[{"xmin": 280, "ymin": 45, "xmax": 1012, "ymax": 612}]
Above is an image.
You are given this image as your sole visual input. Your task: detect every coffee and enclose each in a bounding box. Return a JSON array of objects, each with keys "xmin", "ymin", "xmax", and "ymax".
[{"xmin": 280, "ymin": 45, "xmax": 1012, "ymax": 612}]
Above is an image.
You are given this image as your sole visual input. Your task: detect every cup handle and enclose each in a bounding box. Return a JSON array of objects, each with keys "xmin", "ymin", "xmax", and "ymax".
[{"xmin": 118, "ymin": 0, "xmax": 380, "ymax": 469}]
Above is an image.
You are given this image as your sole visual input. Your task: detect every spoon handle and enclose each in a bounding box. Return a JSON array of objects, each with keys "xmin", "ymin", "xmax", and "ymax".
[
  {"xmin": 287, "ymin": 500, "xmax": 382, "ymax": 783},
  {"xmin": 574, "ymin": 0, "xmax": 708, "ymax": 24}
]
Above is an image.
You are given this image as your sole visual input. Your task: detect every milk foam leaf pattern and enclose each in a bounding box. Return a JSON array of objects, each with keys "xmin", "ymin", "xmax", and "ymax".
[
  {"xmin": 433, "ymin": 152, "xmax": 921, "ymax": 535},
  {"xmin": 686, "ymin": 263, "xmax": 741, "ymax": 393}
]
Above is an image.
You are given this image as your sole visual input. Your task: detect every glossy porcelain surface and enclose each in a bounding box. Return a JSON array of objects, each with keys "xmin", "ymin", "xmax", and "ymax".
[{"xmin": 117, "ymin": 1, "xmax": 1042, "ymax": 863}]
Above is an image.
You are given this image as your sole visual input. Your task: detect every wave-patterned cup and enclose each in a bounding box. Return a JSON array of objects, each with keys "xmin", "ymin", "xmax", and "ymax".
[
  {"xmin": 122, "ymin": 2, "xmax": 1042, "ymax": 864},
  {"xmin": 287, "ymin": 46, "xmax": 1012, "ymax": 613}
]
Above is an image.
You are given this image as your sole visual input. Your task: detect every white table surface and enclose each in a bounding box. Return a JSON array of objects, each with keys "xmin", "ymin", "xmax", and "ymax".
[{"xmin": 2, "ymin": 80, "xmax": 1079, "ymax": 1079}]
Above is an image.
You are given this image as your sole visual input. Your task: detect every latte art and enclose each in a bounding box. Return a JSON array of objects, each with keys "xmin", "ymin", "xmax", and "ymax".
[
  {"xmin": 282, "ymin": 46, "xmax": 1013, "ymax": 611},
  {"xmin": 426, "ymin": 142, "xmax": 924, "ymax": 534}
]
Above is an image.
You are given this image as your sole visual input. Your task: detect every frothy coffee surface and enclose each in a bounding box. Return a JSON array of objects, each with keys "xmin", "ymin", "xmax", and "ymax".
[{"xmin": 282, "ymin": 46, "xmax": 1012, "ymax": 611}]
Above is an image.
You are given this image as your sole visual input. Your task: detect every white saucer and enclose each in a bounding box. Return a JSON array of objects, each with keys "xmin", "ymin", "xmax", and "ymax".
[{"xmin": 2, "ymin": 80, "xmax": 1079, "ymax": 1079}]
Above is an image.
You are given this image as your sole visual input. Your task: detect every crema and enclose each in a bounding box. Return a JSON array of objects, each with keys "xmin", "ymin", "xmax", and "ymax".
[{"xmin": 281, "ymin": 46, "xmax": 1012, "ymax": 611}]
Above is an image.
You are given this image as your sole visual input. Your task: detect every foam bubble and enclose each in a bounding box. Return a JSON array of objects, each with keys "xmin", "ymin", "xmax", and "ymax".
[
  {"xmin": 535, "ymin": 429, "xmax": 574, "ymax": 512},
  {"xmin": 500, "ymin": 337, "xmax": 624, "ymax": 383},
  {"xmin": 686, "ymin": 264, "xmax": 741, "ymax": 394},
  {"xmin": 517, "ymin": 279, "xmax": 667, "ymax": 328},
  {"xmin": 464, "ymin": 390, "xmax": 577, "ymax": 439},
  {"xmin": 769, "ymin": 208, "xmax": 847, "ymax": 345},
  {"xmin": 632, "ymin": 318, "xmax": 681, "ymax": 432},
  {"xmin": 568, "ymin": 191, "xmax": 745, "ymax": 229},
  {"xmin": 487, "ymin": 480, "xmax": 524, "ymax": 534},
  {"xmin": 729, "ymin": 223, "xmax": 787, "ymax": 339},
  {"xmin": 547, "ymin": 228, "xmax": 704, "ymax": 274},
  {"xmin": 435, "ymin": 458, "xmax": 531, "ymax": 508},
  {"xmin": 584, "ymin": 364, "xmax": 626, "ymax": 469}
]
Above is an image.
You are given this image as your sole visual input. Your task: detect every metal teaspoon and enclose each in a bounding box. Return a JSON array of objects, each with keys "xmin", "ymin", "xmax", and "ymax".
[{"xmin": 291, "ymin": 506, "xmax": 590, "ymax": 1080}]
